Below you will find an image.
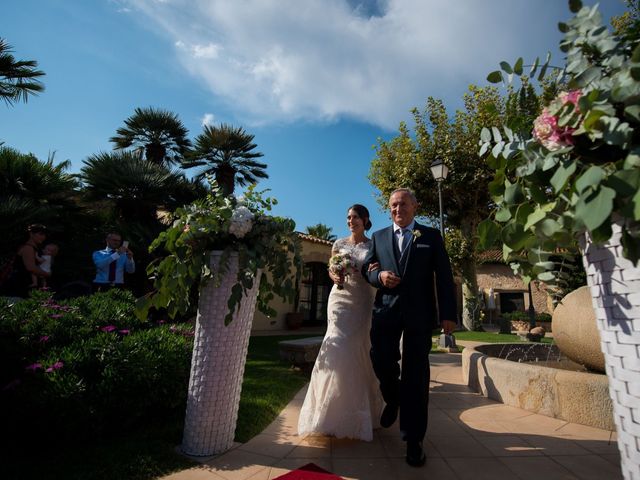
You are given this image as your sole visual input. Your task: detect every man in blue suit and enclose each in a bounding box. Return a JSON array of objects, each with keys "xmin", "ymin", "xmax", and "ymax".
[{"xmin": 363, "ymin": 188, "xmax": 457, "ymax": 467}]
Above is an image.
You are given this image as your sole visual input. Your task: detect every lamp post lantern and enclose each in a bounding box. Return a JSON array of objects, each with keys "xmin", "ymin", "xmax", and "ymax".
[{"xmin": 430, "ymin": 159, "xmax": 449, "ymax": 238}]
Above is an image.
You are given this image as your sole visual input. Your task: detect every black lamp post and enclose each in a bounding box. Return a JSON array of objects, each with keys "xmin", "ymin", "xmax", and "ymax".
[
  {"xmin": 528, "ymin": 282, "xmax": 536, "ymax": 330},
  {"xmin": 430, "ymin": 159, "xmax": 449, "ymax": 238}
]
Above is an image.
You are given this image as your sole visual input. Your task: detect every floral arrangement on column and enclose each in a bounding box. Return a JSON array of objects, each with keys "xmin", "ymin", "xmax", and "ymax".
[
  {"xmin": 477, "ymin": 1, "xmax": 639, "ymax": 478},
  {"xmin": 136, "ymin": 182, "xmax": 301, "ymax": 456},
  {"xmin": 137, "ymin": 182, "xmax": 301, "ymax": 323}
]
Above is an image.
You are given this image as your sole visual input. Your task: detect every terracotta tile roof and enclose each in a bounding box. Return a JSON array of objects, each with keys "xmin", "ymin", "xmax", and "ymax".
[
  {"xmin": 296, "ymin": 232, "xmax": 334, "ymax": 246},
  {"xmin": 477, "ymin": 249, "xmax": 505, "ymax": 263}
]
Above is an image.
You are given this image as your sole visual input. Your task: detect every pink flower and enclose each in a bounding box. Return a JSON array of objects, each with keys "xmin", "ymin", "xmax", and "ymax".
[
  {"xmin": 50, "ymin": 314, "xmax": 63, "ymax": 319},
  {"xmin": 25, "ymin": 363, "xmax": 43, "ymax": 372},
  {"xmin": 39, "ymin": 335, "xmax": 50, "ymax": 343},
  {"xmin": 100, "ymin": 325, "xmax": 117, "ymax": 332},
  {"xmin": 559, "ymin": 89, "xmax": 582, "ymax": 109},
  {"xmin": 183, "ymin": 224, "xmax": 191, "ymax": 232},
  {"xmin": 533, "ymin": 90, "xmax": 582, "ymax": 151},
  {"xmin": 169, "ymin": 326, "xmax": 178, "ymax": 333},
  {"xmin": 45, "ymin": 361, "xmax": 64, "ymax": 373},
  {"xmin": 158, "ymin": 320, "xmax": 166, "ymax": 325},
  {"xmin": 119, "ymin": 329, "xmax": 130, "ymax": 335}
]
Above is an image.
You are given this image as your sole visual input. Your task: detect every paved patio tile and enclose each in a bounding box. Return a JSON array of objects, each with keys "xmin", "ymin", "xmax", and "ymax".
[
  {"xmin": 602, "ymin": 453, "xmax": 623, "ymax": 466},
  {"xmin": 379, "ymin": 434, "xmax": 441, "ymax": 459},
  {"xmin": 446, "ymin": 457, "xmax": 517, "ymax": 479},
  {"xmin": 330, "ymin": 436, "xmax": 386, "ymax": 458},
  {"xmin": 430, "ymin": 434, "xmax": 494, "ymax": 458},
  {"xmin": 498, "ymin": 456, "xmax": 579, "ymax": 480},
  {"xmin": 160, "ymin": 467, "xmax": 227, "ymax": 480},
  {"xmin": 237, "ymin": 433, "xmax": 299, "ymax": 459},
  {"xmin": 389, "ymin": 457, "xmax": 458, "ymax": 479},
  {"xmin": 473, "ymin": 434, "xmax": 545, "ymax": 457},
  {"xmin": 286, "ymin": 434, "xmax": 332, "ymax": 458},
  {"xmin": 554, "ymin": 422, "xmax": 615, "ymax": 441},
  {"xmin": 580, "ymin": 439, "xmax": 620, "ymax": 455},
  {"xmin": 459, "ymin": 404, "xmax": 534, "ymax": 423},
  {"xmin": 551, "ymin": 454, "xmax": 624, "ymax": 480},
  {"xmin": 428, "ymin": 409, "xmax": 475, "ymax": 436},
  {"xmin": 202, "ymin": 450, "xmax": 276, "ymax": 480},
  {"xmin": 461, "ymin": 421, "xmax": 514, "ymax": 436},
  {"xmin": 162, "ymin": 353, "xmax": 624, "ymax": 480},
  {"xmin": 520, "ymin": 434, "xmax": 594, "ymax": 456},
  {"xmin": 332, "ymin": 457, "xmax": 396, "ymax": 480},
  {"xmin": 496, "ymin": 413, "xmax": 568, "ymax": 436}
]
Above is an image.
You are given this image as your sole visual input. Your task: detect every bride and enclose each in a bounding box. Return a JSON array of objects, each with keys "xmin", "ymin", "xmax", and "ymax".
[{"xmin": 297, "ymin": 204, "xmax": 383, "ymax": 441}]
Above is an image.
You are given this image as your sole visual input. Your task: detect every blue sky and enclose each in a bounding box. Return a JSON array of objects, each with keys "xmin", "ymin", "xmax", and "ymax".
[{"xmin": 2, "ymin": 0, "xmax": 628, "ymax": 238}]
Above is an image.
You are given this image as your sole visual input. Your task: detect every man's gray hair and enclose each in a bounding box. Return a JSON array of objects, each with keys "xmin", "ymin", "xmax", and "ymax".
[{"xmin": 389, "ymin": 188, "xmax": 418, "ymax": 204}]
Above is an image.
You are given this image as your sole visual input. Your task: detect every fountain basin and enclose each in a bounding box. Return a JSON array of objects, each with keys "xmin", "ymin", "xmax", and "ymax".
[{"xmin": 462, "ymin": 344, "xmax": 614, "ymax": 431}]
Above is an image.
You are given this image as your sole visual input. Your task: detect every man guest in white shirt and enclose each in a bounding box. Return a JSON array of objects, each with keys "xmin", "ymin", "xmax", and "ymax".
[{"xmin": 92, "ymin": 232, "xmax": 135, "ymax": 292}]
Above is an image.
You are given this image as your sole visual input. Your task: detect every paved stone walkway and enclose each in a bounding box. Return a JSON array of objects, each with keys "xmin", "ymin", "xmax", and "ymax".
[{"xmin": 160, "ymin": 352, "xmax": 621, "ymax": 480}]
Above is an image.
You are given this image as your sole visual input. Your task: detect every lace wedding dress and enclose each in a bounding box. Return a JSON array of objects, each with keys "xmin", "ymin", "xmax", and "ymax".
[{"xmin": 297, "ymin": 238, "xmax": 383, "ymax": 441}]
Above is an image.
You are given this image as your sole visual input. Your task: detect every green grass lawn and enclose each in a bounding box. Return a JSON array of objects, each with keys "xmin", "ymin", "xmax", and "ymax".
[
  {"xmin": 6, "ymin": 334, "xmax": 310, "ymax": 480},
  {"xmin": 435, "ymin": 330, "xmax": 554, "ymax": 344}
]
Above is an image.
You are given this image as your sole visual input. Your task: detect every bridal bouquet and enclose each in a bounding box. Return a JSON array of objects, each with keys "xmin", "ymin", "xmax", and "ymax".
[{"xmin": 328, "ymin": 253, "xmax": 358, "ymax": 290}]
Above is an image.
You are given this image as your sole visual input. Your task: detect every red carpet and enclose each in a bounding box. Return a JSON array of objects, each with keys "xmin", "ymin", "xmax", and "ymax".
[{"xmin": 272, "ymin": 462, "xmax": 344, "ymax": 480}]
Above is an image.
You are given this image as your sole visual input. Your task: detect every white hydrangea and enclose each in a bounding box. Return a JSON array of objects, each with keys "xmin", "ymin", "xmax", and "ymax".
[{"xmin": 228, "ymin": 206, "xmax": 254, "ymax": 238}]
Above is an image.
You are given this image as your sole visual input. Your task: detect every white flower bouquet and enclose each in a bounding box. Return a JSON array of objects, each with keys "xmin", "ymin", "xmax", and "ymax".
[{"xmin": 328, "ymin": 253, "xmax": 358, "ymax": 290}]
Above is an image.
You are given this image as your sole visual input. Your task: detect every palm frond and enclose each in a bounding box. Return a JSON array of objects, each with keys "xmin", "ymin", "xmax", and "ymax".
[{"xmin": 0, "ymin": 38, "xmax": 45, "ymax": 106}]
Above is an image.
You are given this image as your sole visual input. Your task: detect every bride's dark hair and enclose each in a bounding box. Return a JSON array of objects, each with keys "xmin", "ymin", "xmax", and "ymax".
[{"xmin": 348, "ymin": 204, "xmax": 372, "ymax": 231}]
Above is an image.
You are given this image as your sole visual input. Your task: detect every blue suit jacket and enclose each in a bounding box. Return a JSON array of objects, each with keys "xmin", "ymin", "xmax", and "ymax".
[{"xmin": 362, "ymin": 222, "xmax": 457, "ymax": 330}]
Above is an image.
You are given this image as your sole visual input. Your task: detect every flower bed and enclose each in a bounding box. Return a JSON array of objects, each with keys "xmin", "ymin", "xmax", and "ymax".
[{"xmin": 0, "ymin": 290, "xmax": 193, "ymax": 440}]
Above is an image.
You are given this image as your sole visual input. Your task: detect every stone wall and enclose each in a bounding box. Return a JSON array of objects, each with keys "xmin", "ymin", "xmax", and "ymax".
[{"xmin": 476, "ymin": 263, "xmax": 552, "ymax": 315}]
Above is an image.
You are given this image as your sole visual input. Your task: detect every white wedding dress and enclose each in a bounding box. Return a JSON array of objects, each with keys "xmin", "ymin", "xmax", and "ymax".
[{"xmin": 297, "ymin": 238, "xmax": 383, "ymax": 441}]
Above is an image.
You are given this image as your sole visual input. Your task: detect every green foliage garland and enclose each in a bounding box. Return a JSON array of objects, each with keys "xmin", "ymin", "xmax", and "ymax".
[
  {"xmin": 137, "ymin": 182, "xmax": 301, "ymax": 324},
  {"xmin": 478, "ymin": 0, "xmax": 640, "ymax": 287}
]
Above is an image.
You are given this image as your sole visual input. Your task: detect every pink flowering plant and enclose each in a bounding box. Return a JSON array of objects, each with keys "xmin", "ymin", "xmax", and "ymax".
[
  {"xmin": 478, "ymin": 0, "xmax": 640, "ymax": 286},
  {"xmin": 0, "ymin": 290, "xmax": 194, "ymax": 436}
]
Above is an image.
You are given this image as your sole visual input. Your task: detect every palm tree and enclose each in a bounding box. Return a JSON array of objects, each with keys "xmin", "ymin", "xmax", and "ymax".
[
  {"xmin": 80, "ymin": 151, "xmax": 200, "ymax": 223},
  {"xmin": 306, "ymin": 223, "xmax": 337, "ymax": 242},
  {"xmin": 183, "ymin": 123, "xmax": 268, "ymax": 196},
  {"xmin": 110, "ymin": 107, "xmax": 191, "ymax": 166},
  {"xmin": 0, "ymin": 38, "xmax": 45, "ymax": 106},
  {"xmin": 0, "ymin": 146, "xmax": 79, "ymax": 259}
]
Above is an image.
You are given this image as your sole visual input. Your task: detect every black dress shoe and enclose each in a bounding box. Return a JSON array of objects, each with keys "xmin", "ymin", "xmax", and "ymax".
[
  {"xmin": 406, "ymin": 441, "xmax": 426, "ymax": 467},
  {"xmin": 380, "ymin": 403, "xmax": 398, "ymax": 428}
]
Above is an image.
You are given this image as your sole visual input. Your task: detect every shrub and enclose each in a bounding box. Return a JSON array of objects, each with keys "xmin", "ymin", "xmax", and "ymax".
[{"xmin": 0, "ymin": 290, "xmax": 193, "ymax": 440}]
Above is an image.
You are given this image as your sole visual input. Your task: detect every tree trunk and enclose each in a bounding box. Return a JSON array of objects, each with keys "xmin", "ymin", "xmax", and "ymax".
[
  {"xmin": 145, "ymin": 143, "xmax": 167, "ymax": 165},
  {"xmin": 215, "ymin": 167, "xmax": 235, "ymax": 197},
  {"xmin": 459, "ymin": 219, "xmax": 481, "ymax": 331},
  {"xmin": 460, "ymin": 256, "xmax": 481, "ymax": 331}
]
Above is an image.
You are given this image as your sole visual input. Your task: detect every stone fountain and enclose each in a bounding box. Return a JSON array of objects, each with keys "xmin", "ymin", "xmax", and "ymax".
[{"xmin": 462, "ymin": 286, "xmax": 614, "ymax": 430}]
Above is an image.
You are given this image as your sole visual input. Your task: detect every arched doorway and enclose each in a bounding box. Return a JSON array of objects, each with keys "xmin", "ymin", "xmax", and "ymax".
[{"xmin": 298, "ymin": 261, "xmax": 332, "ymax": 326}]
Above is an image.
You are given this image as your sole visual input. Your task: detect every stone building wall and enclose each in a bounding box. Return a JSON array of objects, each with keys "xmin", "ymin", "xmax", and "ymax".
[
  {"xmin": 251, "ymin": 234, "xmax": 332, "ymax": 331},
  {"xmin": 476, "ymin": 263, "xmax": 552, "ymax": 315}
]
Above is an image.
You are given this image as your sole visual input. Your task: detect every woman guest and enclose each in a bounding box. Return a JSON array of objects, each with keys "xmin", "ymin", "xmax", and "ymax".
[{"xmin": 1, "ymin": 224, "xmax": 51, "ymax": 298}]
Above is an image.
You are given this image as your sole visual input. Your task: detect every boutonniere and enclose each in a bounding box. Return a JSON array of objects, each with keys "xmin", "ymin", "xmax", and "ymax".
[{"xmin": 412, "ymin": 229, "xmax": 421, "ymax": 243}]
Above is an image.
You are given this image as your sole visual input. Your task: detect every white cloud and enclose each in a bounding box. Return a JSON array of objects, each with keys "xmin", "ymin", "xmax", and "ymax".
[
  {"xmin": 176, "ymin": 40, "xmax": 221, "ymax": 59},
  {"xmin": 125, "ymin": 0, "xmax": 575, "ymax": 129},
  {"xmin": 201, "ymin": 113, "xmax": 215, "ymax": 126}
]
